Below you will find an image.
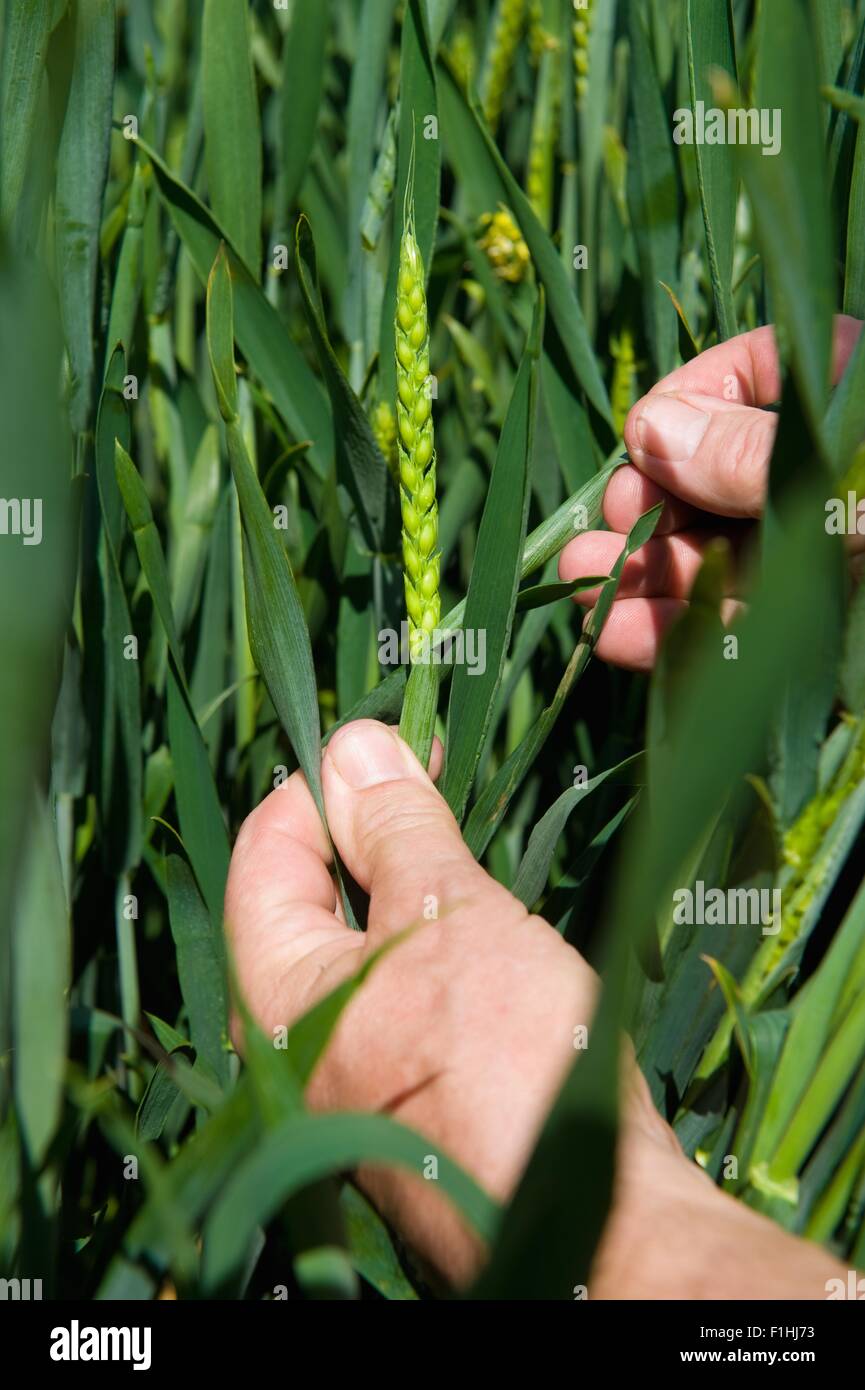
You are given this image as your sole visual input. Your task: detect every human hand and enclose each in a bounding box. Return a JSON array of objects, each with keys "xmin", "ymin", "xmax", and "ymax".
[
  {"xmin": 225, "ymin": 719, "xmax": 849, "ymax": 1296},
  {"xmin": 558, "ymin": 317, "xmax": 863, "ymax": 670}
]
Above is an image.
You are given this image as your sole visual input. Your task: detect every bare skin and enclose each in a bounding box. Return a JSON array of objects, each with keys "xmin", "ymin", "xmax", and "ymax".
[
  {"xmin": 560, "ymin": 316, "xmax": 864, "ymax": 670},
  {"xmin": 225, "ymin": 323, "xmax": 860, "ymax": 1297}
]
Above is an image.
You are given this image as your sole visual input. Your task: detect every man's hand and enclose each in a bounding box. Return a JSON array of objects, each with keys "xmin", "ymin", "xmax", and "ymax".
[
  {"xmin": 559, "ymin": 317, "xmax": 864, "ymax": 670},
  {"xmin": 227, "ymin": 719, "xmax": 609, "ymax": 1284},
  {"xmin": 225, "ymin": 720, "xmax": 849, "ymax": 1296}
]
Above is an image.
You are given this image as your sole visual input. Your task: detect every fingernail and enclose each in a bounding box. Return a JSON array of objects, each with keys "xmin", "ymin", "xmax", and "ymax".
[
  {"xmin": 329, "ymin": 723, "xmax": 409, "ymax": 789},
  {"xmin": 635, "ymin": 395, "xmax": 710, "ymax": 462}
]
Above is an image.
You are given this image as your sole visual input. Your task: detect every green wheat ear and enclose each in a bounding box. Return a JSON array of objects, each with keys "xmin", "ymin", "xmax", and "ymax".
[
  {"xmin": 395, "ymin": 182, "xmax": 440, "ymax": 663},
  {"xmin": 481, "ymin": 0, "xmax": 527, "ymax": 131},
  {"xmin": 573, "ymin": 0, "xmax": 594, "ymax": 110}
]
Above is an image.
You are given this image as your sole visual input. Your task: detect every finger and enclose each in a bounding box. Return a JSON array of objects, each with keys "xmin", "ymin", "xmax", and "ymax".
[
  {"xmin": 225, "ymin": 728, "xmax": 445, "ymax": 1027},
  {"xmin": 585, "ymin": 598, "xmax": 688, "ymax": 671},
  {"xmin": 721, "ymin": 598, "xmax": 746, "ymax": 626},
  {"xmin": 585, "ymin": 592, "xmax": 747, "ymax": 670},
  {"xmin": 559, "ymin": 528, "xmax": 737, "ymax": 606},
  {"xmin": 622, "ymin": 318, "xmax": 864, "ymax": 519},
  {"xmin": 631, "ymin": 316, "xmax": 862, "ymax": 408},
  {"xmin": 322, "ymin": 719, "xmax": 500, "ymax": 936},
  {"xmin": 625, "ymin": 391, "xmax": 778, "ymax": 517},
  {"xmin": 428, "ymin": 734, "xmax": 444, "ymax": 781},
  {"xmin": 603, "ymin": 462, "xmax": 703, "ymax": 535},
  {"xmin": 225, "ymin": 768, "xmax": 356, "ymax": 1032}
]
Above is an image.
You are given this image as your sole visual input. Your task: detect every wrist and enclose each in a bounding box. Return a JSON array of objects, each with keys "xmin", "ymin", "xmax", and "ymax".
[{"xmin": 590, "ymin": 1143, "xmax": 849, "ymax": 1300}]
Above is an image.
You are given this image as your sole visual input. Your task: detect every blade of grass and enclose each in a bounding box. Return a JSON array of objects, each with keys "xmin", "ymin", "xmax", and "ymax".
[
  {"xmin": 54, "ymin": 0, "xmax": 115, "ymax": 436},
  {"xmin": 458, "ymin": 81, "xmax": 613, "ymax": 427},
  {"xmin": 463, "ymin": 504, "xmax": 663, "ymax": 860},
  {"xmin": 0, "ymin": 256, "xmax": 73, "ymax": 1115},
  {"xmin": 763, "ymin": 387, "xmax": 844, "ymax": 828},
  {"xmin": 515, "ymin": 575, "xmax": 611, "ymax": 612},
  {"xmin": 0, "ymin": 0, "xmax": 53, "ymax": 229},
  {"xmin": 344, "ymin": 0, "xmax": 398, "ymax": 373},
  {"xmin": 766, "ymin": 989, "xmax": 865, "ymax": 1186},
  {"xmin": 513, "ymin": 752, "xmax": 645, "ymax": 908},
  {"xmin": 739, "ymin": 0, "xmax": 836, "ymax": 437},
  {"xmin": 843, "ymin": 120, "xmax": 865, "ymax": 317},
  {"xmin": 13, "ymin": 793, "xmax": 69, "ymax": 1170},
  {"xmin": 441, "ymin": 291, "xmax": 543, "ymax": 821},
  {"xmin": 138, "ymin": 135, "xmax": 333, "ymax": 477},
  {"xmin": 165, "ymin": 854, "xmax": 230, "ymax": 1089},
  {"xmin": 627, "ymin": 0, "xmax": 679, "ymax": 377},
  {"xmin": 93, "ymin": 349, "xmax": 143, "ymax": 871},
  {"xmin": 341, "ymin": 1185, "xmax": 419, "ymax": 1300},
  {"xmin": 749, "ymin": 878, "xmax": 865, "ymax": 1173},
  {"xmin": 200, "ymin": 1110, "xmax": 499, "ymax": 1291},
  {"xmin": 203, "ymin": 0, "xmax": 262, "ymax": 276},
  {"xmin": 115, "ymin": 442, "xmax": 231, "ymax": 928},
  {"xmin": 280, "ymin": 0, "xmax": 329, "ymax": 212},
  {"xmin": 812, "ymin": 0, "xmax": 844, "ymax": 108},
  {"xmin": 295, "ymin": 216, "xmax": 390, "ymax": 553},
  {"xmin": 206, "ymin": 245, "xmax": 325, "ymax": 818},
  {"xmin": 577, "ymin": 0, "xmax": 618, "ymax": 337},
  {"xmin": 104, "ymin": 158, "xmax": 146, "ymax": 370},
  {"xmin": 828, "ymin": 15, "xmax": 865, "ymax": 207}
]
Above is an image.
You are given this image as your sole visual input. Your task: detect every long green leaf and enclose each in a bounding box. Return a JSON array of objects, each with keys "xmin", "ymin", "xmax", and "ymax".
[
  {"xmin": 165, "ymin": 854, "xmax": 230, "ymax": 1088},
  {"xmin": 463, "ymin": 505, "xmax": 662, "ymax": 860},
  {"xmin": 13, "ymin": 793, "xmax": 69, "ymax": 1168},
  {"xmin": 0, "ymin": 256, "xmax": 73, "ymax": 1114},
  {"xmin": 281, "ymin": 0, "xmax": 329, "ymax": 211},
  {"xmin": 0, "ymin": 0, "xmax": 53, "ymax": 228},
  {"xmin": 686, "ymin": 0, "xmax": 738, "ymax": 341},
  {"xmin": 201, "ymin": 1110, "xmax": 499, "ymax": 1290},
  {"xmin": 54, "ymin": 0, "xmax": 115, "ymax": 434},
  {"xmin": 206, "ymin": 246, "xmax": 325, "ymax": 817},
  {"xmin": 749, "ymin": 879, "xmax": 865, "ymax": 1176},
  {"xmin": 115, "ymin": 442, "xmax": 231, "ymax": 927},
  {"xmin": 202, "ymin": 0, "xmax": 262, "ymax": 276},
  {"xmin": 844, "ymin": 120, "xmax": 865, "ymax": 317},
  {"xmin": 456, "ymin": 81, "xmax": 613, "ymax": 426},
  {"xmin": 94, "ymin": 350, "xmax": 142, "ymax": 872},
  {"xmin": 295, "ymin": 216, "xmax": 389, "ymax": 553},
  {"xmin": 341, "ymin": 1185, "xmax": 419, "ymax": 1300},
  {"xmin": 138, "ymin": 136, "xmax": 333, "ymax": 477},
  {"xmin": 627, "ymin": 1, "xmax": 679, "ymax": 377},
  {"xmin": 741, "ymin": 0, "xmax": 836, "ymax": 436},
  {"xmin": 442, "ymin": 292, "xmax": 543, "ymax": 821},
  {"xmin": 513, "ymin": 753, "xmax": 645, "ymax": 908},
  {"xmin": 345, "ymin": 0, "xmax": 398, "ymax": 365}
]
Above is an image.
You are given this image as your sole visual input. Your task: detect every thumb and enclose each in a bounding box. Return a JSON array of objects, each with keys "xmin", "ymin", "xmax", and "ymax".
[
  {"xmin": 625, "ymin": 390, "xmax": 778, "ymax": 518},
  {"xmin": 322, "ymin": 720, "xmax": 492, "ymax": 934}
]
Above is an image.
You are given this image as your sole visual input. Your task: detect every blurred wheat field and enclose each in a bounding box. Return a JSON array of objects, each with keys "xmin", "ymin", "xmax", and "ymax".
[{"xmin": 1, "ymin": 0, "xmax": 865, "ymax": 1301}]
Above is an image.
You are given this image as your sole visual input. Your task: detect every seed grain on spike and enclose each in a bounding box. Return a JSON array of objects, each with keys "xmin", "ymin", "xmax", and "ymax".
[
  {"xmin": 481, "ymin": 0, "xmax": 527, "ymax": 131},
  {"xmin": 395, "ymin": 213, "xmax": 439, "ymax": 662},
  {"xmin": 573, "ymin": 0, "xmax": 594, "ymax": 110}
]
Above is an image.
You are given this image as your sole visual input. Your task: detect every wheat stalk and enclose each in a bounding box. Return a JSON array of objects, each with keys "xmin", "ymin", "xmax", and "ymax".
[{"xmin": 527, "ymin": 33, "xmax": 562, "ymax": 230}]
